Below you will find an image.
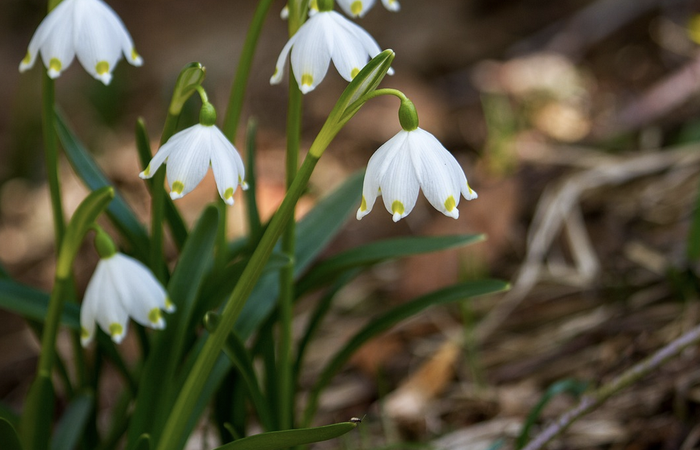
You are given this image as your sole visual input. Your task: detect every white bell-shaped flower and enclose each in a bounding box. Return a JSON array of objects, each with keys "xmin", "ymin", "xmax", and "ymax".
[
  {"xmin": 357, "ymin": 128, "xmax": 478, "ymax": 222},
  {"xmin": 81, "ymin": 253, "xmax": 174, "ymax": 346},
  {"xmin": 337, "ymin": 0, "xmax": 400, "ymax": 18},
  {"xmin": 19, "ymin": 0, "xmax": 143, "ymax": 85},
  {"xmin": 139, "ymin": 105, "xmax": 247, "ymax": 205},
  {"xmin": 270, "ymin": 9, "xmax": 390, "ymax": 94}
]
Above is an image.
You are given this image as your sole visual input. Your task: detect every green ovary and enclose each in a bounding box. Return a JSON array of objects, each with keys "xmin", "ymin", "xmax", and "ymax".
[{"xmin": 444, "ymin": 195, "xmax": 456, "ymax": 212}]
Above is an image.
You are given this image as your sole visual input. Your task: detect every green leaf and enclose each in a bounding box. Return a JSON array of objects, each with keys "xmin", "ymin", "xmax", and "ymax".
[
  {"xmin": 0, "ymin": 402, "xmax": 18, "ymax": 426},
  {"xmin": 244, "ymin": 119, "xmax": 262, "ymax": 241},
  {"xmin": 51, "ymin": 392, "xmax": 93, "ymax": 450},
  {"xmin": 127, "ymin": 206, "xmax": 219, "ymax": 447},
  {"xmin": 0, "ymin": 279, "xmax": 79, "ymax": 329},
  {"xmin": 0, "ymin": 418, "xmax": 23, "ymax": 450},
  {"xmin": 213, "ymin": 422, "xmax": 357, "ymax": 450},
  {"xmin": 303, "ymin": 279, "xmax": 509, "ymax": 425},
  {"xmin": 298, "ymin": 234, "xmax": 485, "ymax": 294},
  {"xmin": 169, "ymin": 62, "xmax": 206, "ymax": 115},
  {"xmin": 233, "ymin": 171, "xmax": 363, "ymax": 338},
  {"xmin": 515, "ymin": 379, "xmax": 588, "ymax": 449},
  {"xmin": 0, "ymin": 262, "xmax": 9, "ymax": 279},
  {"xmin": 19, "ymin": 373, "xmax": 54, "ymax": 450},
  {"xmin": 55, "ymin": 110, "xmax": 150, "ymax": 261}
]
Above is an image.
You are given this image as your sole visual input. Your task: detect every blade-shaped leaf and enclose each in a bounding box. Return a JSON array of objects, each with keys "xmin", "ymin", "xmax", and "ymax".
[
  {"xmin": 0, "ymin": 418, "xmax": 22, "ymax": 450},
  {"xmin": 213, "ymin": 422, "xmax": 357, "ymax": 450},
  {"xmin": 303, "ymin": 279, "xmax": 509, "ymax": 424},
  {"xmin": 19, "ymin": 373, "xmax": 54, "ymax": 450},
  {"xmin": 0, "ymin": 280, "xmax": 79, "ymax": 329},
  {"xmin": 51, "ymin": 392, "xmax": 93, "ymax": 450},
  {"xmin": 55, "ymin": 110, "xmax": 150, "ymax": 261},
  {"xmin": 298, "ymin": 234, "xmax": 485, "ymax": 294}
]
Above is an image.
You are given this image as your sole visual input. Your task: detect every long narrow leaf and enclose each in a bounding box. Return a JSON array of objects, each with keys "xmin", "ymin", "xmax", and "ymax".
[
  {"xmin": 213, "ymin": 422, "xmax": 357, "ymax": 450},
  {"xmin": 55, "ymin": 110, "xmax": 150, "ymax": 261},
  {"xmin": 298, "ymin": 234, "xmax": 485, "ymax": 294},
  {"xmin": 0, "ymin": 280, "xmax": 79, "ymax": 329},
  {"xmin": 303, "ymin": 279, "xmax": 509, "ymax": 424},
  {"xmin": 51, "ymin": 392, "xmax": 93, "ymax": 450}
]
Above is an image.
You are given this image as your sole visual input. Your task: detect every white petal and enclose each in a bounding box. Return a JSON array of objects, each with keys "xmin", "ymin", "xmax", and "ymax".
[
  {"xmin": 80, "ymin": 257, "xmax": 109, "ymax": 346},
  {"xmin": 408, "ymin": 129, "xmax": 463, "ymax": 219},
  {"xmin": 113, "ymin": 254, "xmax": 168, "ymax": 330},
  {"xmin": 270, "ymin": 33, "xmax": 297, "ymax": 85},
  {"xmin": 139, "ymin": 142, "xmax": 174, "ymax": 180},
  {"xmin": 290, "ymin": 13, "xmax": 332, "ymax": 93},
  {"xmin": 329, "ymin": 21, "xmax": 370, "ymax": 82},
  {"xmin": 376, "ymin": 132, "xmax": 420, "ymax": 221},
  {"xmin": 209, "ymin": 127, "xmax": 245, "ymax": 206},
  {"xmin": 381, "ymin": 0, "xmax": 400, "ymax": 11},
  {"xmin": 20, "ymin": 0, "xmax": 74, "ymax": 73},
  {"xmin": 280, "ymin": 5, "xmax": 289, "ymax": 19},
  {"xmin": 73, "ymin": 0, "xmax": 125, "ymax": 85},
  {"xmin": 162, "ymin": 125, "xmax": 212, "ymax": 200},
  {"xmin": 94, "ymin": 0, "xmax": 143, "ymax": 67},
  {"xmin": 95, "ymin": 257, "xmax": 130, "ymax": 344},
  {"xmin": 38, "ymin": 1, "xmax": 77, "ymax": 79},
  {"xmin": 357, "ymin": 132, "xmax": 400, "ymax": 220}
]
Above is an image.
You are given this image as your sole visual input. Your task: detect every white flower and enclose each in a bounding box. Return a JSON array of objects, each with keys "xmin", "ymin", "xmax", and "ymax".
[
  {"xmin": 270, "ymin": 10, "xmax": 391, "ymax": 94},
  {"xmin": 139, "ymin": 124, "xmax": 247, "ymax": 205},
  {"xmin": 80, "ymin": 253, "xmax": 174, "ymax": 346},
  {"xmin": 337, "ymin": 0, "xmax": 400, "ymax": 18},
  {"xmin": 357, "ymin": 128, "xmax": 478, "ymax": 222},
  {"xmin": 19, "ymin": 0, "xmax": 143, "ymax": 85}
]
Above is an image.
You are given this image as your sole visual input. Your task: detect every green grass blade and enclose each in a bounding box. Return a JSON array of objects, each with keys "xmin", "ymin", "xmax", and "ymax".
[
  {"xmin": 213, "ymin": 422, "xmax": 357, "ymax": 450},
  {"xmin": 303, "ymin": 279, "xmax": 509, "ymax": 425},
  {"xmin": 51, "ymin": 392, "xmax": 93, "ymax": 450},
  {"xmin": 0, "ymin": 418, "xmax": 23, "ymax": 450},
  {"xmin": 514, "ymin": 379, "xmax": 588, "ymax": 449},
  {"xmin": 55, "ymin": 110, "xmax": 150, "ymax": 261},
  {"xmin": 298, "ymin": 234, "xmax": 485, "ymax": 294}
]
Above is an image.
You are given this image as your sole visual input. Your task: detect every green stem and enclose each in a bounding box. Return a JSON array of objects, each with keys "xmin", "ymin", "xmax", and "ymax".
[
  {"xmin": 42, "ymin": 75, "xmax": 65, "ymax": 245},
  {"xmin": 222, "ymin": 0, "xmax": 276, "ymax": 143},
  {"xmin": 277, "ymin": 76, "xmax": 303, "ymax": 430},
  {"xmin": 155, "ymin": 149, "xmax": 322, "ymax": 450}
]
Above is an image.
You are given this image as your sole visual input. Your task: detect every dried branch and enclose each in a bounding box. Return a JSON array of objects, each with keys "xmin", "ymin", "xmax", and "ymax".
[{"xmin": 522, "ymin": 323, "xmax": 700, "ymax": 450}]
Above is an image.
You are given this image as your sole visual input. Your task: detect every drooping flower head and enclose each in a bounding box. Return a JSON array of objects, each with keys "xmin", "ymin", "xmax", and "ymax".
[
  {"xmin": 139, "ymin": 102, "xmax": 247, "ymax": 205},
  {"xmin": 271, "ymin": 0, "xmax": 391, "ymax": 94},
  {"xmin": 81, "ymin": 229, "xmax": 174, "ymax": 346},
  {"xmin": 357, "ymin": 99, "xmax": 477, "ymax": 222},
  {"xmin": 19, "ymin": 0, "xmax": 143, "ymax": 85}
]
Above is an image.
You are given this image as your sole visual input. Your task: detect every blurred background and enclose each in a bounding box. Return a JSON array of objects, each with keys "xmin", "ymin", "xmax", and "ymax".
[{"xmin": 3, "ymin": 0, "xmax": 700, "ymax": 448}]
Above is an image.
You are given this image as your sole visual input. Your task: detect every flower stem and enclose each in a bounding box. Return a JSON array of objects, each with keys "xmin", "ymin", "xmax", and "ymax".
[{"xmin": 521, "ymin": 323, "xmax": 700, "ymax": 450}]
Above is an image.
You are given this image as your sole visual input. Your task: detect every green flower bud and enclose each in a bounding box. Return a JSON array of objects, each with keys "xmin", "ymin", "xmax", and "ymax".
[
  {"xmin": 94, "ymin": 227, "xmax": 117, "ymax": 259},
  {"xmin": 398, "ymin": 98, "xmax": 419, "ymax": 131},
  {"xmin": 199, "ymin": 102, "xmax": 217, "ymax": 126}
]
